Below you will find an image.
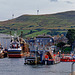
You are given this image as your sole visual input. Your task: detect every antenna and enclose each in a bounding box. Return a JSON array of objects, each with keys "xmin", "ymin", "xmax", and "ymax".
[
  {"xmin": 10, "ymin": 31, "xmax": 11, "ymax": 36},
  {"xmin": 21, "ymin": 31, "xmax": 23, "ymax": 38},
  {"xmin": 37, "ymin": 10, "xmax": 39, "ymax": 15},
  {"xmin": 12, "ymin": 14, "xmax": 14, "ymax": 19},
  {"xmin": 14, "ymin": 31, "xmax": 17, "ymax": 37}
]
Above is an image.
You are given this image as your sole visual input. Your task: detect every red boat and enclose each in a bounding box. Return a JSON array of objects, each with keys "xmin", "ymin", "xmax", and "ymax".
[
  {"xmin": 8, "ymin": 54, "xmax": 23, "ymax": 58},
  {"xmin": 60, "ymin": 56, "xmax": 75, "ymax": 62}
]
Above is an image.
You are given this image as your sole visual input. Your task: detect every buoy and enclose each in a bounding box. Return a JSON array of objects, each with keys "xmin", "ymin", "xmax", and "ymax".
[
  {"xmin": 54, "ymin": 54, "xmax": 56, "ymax": 57},
  {"xmin": 58, "ymin": 52, "xmax": 59, "ymax": 54},
  {"xmin": 45, "ymin": 55, "xmax": 48, "ymax": 59}
]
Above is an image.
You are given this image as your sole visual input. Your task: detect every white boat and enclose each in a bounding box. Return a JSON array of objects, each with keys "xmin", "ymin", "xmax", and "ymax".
[{"xmin": 8, "ymin": 36, "xmax": 23, "ymax": 58}]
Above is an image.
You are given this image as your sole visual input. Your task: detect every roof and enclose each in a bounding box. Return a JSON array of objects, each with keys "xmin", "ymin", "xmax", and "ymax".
[{"xmin": 36, "ymin": 34, "xmax": 52, "ymax": 38}]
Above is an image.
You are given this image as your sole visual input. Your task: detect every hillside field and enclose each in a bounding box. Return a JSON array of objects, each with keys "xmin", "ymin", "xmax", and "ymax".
[{"xmin": 0, "ymin": 11, "xmax": 75, "ymax": 38}]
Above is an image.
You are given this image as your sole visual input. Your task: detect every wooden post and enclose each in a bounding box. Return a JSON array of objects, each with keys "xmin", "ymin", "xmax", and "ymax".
[
  {"xmin": 6, "ymin": 39, "xmax": 7, "ymax": 48},
  {"xmin": 71, "ymin": 62, "xmax": 75, "ymax": 75}
]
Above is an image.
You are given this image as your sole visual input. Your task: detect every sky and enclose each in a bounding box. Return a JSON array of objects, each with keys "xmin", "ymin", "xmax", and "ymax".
[{"xmin": 0, "ymin": 0, "xmax": 75, "ymax": 21}]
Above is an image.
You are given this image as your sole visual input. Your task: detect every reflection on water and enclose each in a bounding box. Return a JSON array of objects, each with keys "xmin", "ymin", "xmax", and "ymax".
[{"xmin": 30, "ymin": 62, "xmax": 71, "ymax": 75}]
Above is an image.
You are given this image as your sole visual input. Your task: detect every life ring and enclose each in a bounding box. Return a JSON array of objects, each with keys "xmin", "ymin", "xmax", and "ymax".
[{"xmin": 45, "ymin": 55, "xmax": 48, "ymax": 59}]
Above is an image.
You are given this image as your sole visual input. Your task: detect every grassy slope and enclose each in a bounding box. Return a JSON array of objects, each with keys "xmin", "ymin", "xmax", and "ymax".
[{"xmin": 0, "ymin": 11, "xmax": 75, "ymax": 38}]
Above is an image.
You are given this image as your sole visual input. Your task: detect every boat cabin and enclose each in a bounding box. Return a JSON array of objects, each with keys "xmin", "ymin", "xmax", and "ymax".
[{"xmin": 10, "ymin": 42, "xmax": 20, "ymax": 49}]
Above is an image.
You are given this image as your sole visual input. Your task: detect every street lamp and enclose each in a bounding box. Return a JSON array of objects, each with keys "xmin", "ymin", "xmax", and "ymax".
[{"xmin": 59, "ymin": 50, "xmax": 61, "ymax": 57}]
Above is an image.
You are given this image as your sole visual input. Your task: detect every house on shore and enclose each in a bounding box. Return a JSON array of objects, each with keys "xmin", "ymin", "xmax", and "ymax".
[{"xmin": 53, "ymin": 34, "xmax": 68, "ymax": 44}]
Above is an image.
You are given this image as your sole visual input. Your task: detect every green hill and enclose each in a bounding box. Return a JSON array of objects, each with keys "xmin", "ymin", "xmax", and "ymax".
[{"xmin": 0, "ymin": 11, "xmax": 75, "ymax": 38}]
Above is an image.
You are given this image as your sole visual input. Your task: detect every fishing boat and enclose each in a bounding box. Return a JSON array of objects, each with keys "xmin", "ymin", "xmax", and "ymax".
[
  {"xmin": 60, "ymin": 54, "xmax": 75, "ymax": 62},
  {"xmin": 24, "ymin": 50, "xmax": 60, "ymax": 65},
  {"xmin": 24, "ymin": 34, "xmax": 60, "ymax": 65},
  {"xmin": 8, "ymin": 36, "xmax": 24, "ymax": 58},
  {"xmin": 7, "ymin": 31, "xmax": 30, "ymax": 58}
]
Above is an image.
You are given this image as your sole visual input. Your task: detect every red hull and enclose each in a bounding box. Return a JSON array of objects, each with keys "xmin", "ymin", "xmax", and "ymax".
[
  {"xmin": 8, "ymin": 54, "xmax": 23, "ymax": 58},
  {"xmin": 61, "ymin": 58, "xmax": 75, "ymax": 62}
]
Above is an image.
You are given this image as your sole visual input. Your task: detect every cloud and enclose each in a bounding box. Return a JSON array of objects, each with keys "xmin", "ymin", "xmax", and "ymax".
[
  {"xmin": 50, "ymin": 0, "xmax": 73, "ymax": 4},
  {"xmin": 65, "ymin": 1, "xmax": 73, "ymax": 4},
  {"xmin": 50, "ymin": 0, "xmax": 58, "ymax": 2}
]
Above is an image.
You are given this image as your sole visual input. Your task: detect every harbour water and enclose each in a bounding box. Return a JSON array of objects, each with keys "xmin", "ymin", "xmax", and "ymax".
[
  {"xmin": 0, "ymin": 34, "xmax": 74, "ymax": 75},
  {"xmin": 0, "ymin": 58, "xmax": 73, "ymax": 75}
]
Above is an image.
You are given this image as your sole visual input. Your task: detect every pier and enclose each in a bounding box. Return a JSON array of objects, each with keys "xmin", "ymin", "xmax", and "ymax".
[{"xmin": 70, "ymin": 72, "xmax": 75, "ymax": 75}]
